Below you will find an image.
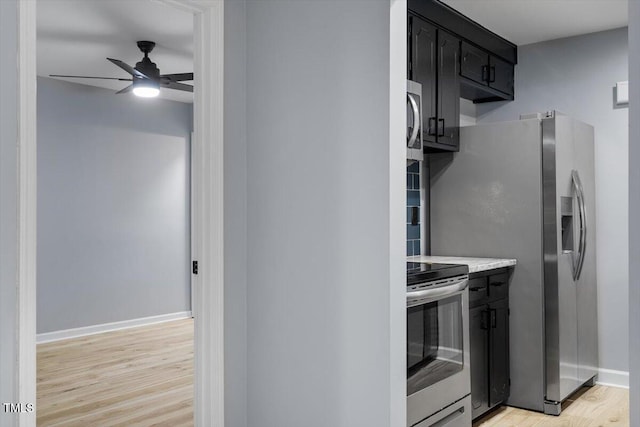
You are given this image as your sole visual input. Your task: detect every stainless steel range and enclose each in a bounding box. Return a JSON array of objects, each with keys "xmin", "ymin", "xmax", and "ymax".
[{"xmin": 407, "ymin": 262, "xmax": 472, "ymax": 427}]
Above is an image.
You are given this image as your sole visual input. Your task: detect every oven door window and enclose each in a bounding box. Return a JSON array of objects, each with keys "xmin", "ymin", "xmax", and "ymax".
[{"xmin": 407, "ymin": 294, "xmax": 464, "ymax": 396}]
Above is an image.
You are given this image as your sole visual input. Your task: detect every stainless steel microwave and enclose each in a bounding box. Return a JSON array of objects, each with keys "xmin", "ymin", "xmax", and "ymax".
[{"xmin": 407, "ymin": 80, "xmax": 423, "ymax": 163}]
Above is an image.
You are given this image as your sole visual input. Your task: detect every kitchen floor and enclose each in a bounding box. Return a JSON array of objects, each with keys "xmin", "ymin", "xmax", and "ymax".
[
  {"xmin": 37, "ymin": 318, "xmax": 193, "ymax": 426},
  {"xmin": 474, "ymin": 385, "xmax": 629, "ymax": 427}
]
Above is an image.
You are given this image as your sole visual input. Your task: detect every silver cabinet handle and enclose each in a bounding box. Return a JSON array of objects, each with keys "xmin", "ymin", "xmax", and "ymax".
[
  {"xmin": 407, "ymin": 93, "xmax": 421, "ymax": 148},
  {"xmin": 407, "ymin": 277, "xmax": 468, "ymax": 306},
  {"xmin": 572, "ymin": 170, "xmax": 587, "ymax": 281}
]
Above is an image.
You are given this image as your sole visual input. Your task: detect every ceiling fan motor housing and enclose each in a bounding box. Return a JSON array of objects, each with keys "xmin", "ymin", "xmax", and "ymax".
[
  {"xmin": 135, "ymin": 41, "xmax": 160, "ymax": 80},
  {"xmin": 135, "ymin": 57, "xmax": 160, "ymax": 80}
]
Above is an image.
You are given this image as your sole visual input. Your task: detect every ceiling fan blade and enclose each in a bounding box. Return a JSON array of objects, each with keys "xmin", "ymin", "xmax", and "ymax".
[
  {"xmin": 115, "ymin": 84, "xmax": 133, "ymax": 94},
  {"xmin": 50, "ymin": 74, "xmax": 133, "ymax": 81},
  {"xmin": 107, "ymin": 58, "xmax": 148, "ymax": 79},
  {"xmin": 160, "ymin": 73, "xmax": 194, "ymax": 82},
  {"xmin": 161, "ymin": 81, "xmax": 194, "ymax": 93}
]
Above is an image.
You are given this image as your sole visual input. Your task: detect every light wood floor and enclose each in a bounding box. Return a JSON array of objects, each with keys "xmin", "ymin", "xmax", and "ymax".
[
  {"xmin": 38, "ymin": 319, "xmax": 628, "ymax": 427},
  {"xmin": 37, "ymin": 318, "xmax": 194, "ymax": 427},
  {"xmin": 474, "ymin": 385, "xmax": 629, "ymax": 427}
]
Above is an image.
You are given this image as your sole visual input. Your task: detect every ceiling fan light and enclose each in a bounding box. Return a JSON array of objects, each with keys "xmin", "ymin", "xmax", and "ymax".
[
  {"xmin": 133, "ymin": 86, "xmax": 160, "ymax": 97},
  {"xmin": 132, "ymin": 79, "xmax": 160, "ymax": 98}
]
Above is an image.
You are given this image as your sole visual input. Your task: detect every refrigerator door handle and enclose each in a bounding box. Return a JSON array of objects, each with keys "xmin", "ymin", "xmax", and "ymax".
[{"xmin": 572, "ymin": 170, "xmax": 587, "ymax": 281}]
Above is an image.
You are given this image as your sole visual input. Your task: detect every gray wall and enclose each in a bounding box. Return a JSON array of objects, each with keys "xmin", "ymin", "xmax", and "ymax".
[
  {"xmin": 224, "ymin": 0, "xmax": 248, "ymax": 425},
  {"xmin": 476, "ymin": 27, "xmax": 630, "ymax": 382},
  {"xmin": 629, "ymin": 0, "xmax": 639, "ymax": 422},
  {"xmin": 0, "ymin": 0, "xmax": 19, "ymax": 424},
  {"xmin": 244, "ymin": 1, "xmax": 403, "ymax": 426},
  {"xmin": 37, "ymin": 77, "xmax": 192, "ymax": 333}
]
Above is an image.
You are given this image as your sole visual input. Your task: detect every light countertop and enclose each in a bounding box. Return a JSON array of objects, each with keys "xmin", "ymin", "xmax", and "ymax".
[{"xmin": 407, "ymin": 255, "xmax": 516, "ymax": 274}]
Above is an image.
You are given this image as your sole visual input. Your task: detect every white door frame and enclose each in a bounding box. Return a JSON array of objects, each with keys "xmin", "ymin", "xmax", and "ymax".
[
  {"xmin": 191, "ymin": 130, "xmax": 197, "ymax": 317},
  {"xmin": 16, "ymin": 0, "xmax": 225, "ymax": 426}
]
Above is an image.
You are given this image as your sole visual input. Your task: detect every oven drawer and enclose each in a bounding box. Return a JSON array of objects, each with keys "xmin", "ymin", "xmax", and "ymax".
[{"xmin": 414, "ymin": 395, "xmax": 472, "ymax": 427}]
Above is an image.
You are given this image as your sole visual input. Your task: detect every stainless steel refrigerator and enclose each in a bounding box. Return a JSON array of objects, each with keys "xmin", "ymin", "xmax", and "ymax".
[{"xmin": 429, "ymin": 111, "xmax": 598, "ymax": 415}]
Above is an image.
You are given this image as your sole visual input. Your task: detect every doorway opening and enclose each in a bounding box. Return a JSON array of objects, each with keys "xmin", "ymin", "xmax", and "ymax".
[
  {"xmin": 36, "ymin": 1, "xmax": 195, "ymax": 424},
  {"xmin": 17, "ymin": 0, "xmax": 225, "ymax": 425}
]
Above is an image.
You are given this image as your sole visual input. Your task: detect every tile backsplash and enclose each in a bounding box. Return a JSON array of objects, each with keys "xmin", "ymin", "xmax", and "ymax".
[{"xmin": 407, "ymin": 162, "xmax": 421, "ymax": 256}]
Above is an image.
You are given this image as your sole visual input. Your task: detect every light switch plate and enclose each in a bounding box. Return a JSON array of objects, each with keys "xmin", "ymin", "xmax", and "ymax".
[{"xmin": 616, "ymin": 81, "xmax": 629, "ymax": 106}]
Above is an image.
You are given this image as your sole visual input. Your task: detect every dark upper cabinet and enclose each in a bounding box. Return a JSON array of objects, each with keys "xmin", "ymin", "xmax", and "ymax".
[
  {"xmin": 408, "ymin": 0, "xmax": 517, "ymax": 64},
  {"xmin": 408, "ymin": 0, "xmax": 517, "ymax": 104},
  {"xmin": 437, "ymin": 30, "xmax": 460, "ymax": 147},
  {"xmin": 489, "ymin": 56, "xmax": 514, "ymax": 97},
  {"xmin": 409, "ymin": 17, "xmax": 437, "ymax": 145},
  {"xmin": 460, "ymin": 42, "xmax": 489, "ymax": 84},
  {"xmin": 460, "ymin": 41, "xmax": 514, "ymax": 102},
  {"xmin": 409, "ymin": 14, "xmax": 460, "ymax": 152}
]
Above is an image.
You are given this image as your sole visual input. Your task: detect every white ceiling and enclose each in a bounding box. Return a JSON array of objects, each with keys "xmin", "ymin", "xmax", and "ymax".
[
  {"xmin": 37, "ymin": 0, "xmax": 194, "ymax": 103},
  {"xmin": 441, "ymin": 0, "xmax": 628, "ymax": 46},
  {"xmin": 37, "ymin": 0, "xmax": 629, "ymax": 103}
]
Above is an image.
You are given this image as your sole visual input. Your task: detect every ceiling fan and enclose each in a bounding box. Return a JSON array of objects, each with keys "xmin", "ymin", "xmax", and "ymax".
[{"xmin": 50, "ymin": 41, "xmax": 193, "ymax": 98}]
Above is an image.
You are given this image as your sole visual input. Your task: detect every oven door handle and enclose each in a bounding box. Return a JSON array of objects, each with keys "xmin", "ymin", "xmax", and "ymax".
[{"xmin": 406, "ymin": 278, "xmax": 469, "ymax": 305}]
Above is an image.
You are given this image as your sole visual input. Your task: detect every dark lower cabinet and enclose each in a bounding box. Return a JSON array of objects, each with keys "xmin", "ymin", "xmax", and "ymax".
[
  {"xmin": 489, "ymin": 298, "xmax": 510, "ymax": 406},
  {"xmin": 470, "ymin": 305, "xmax": 489, "ymax": 417},
  {"xmin": 469, "ymin": 269, "xmax": 511, "ymax": 420}
]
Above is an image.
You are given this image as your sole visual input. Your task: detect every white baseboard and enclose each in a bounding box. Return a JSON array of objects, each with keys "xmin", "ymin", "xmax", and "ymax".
[
  {"xmin": 36, "ymin": 311, "xmax": 192, "ymax": 344},
  {"xmin": 596, "ymin": 368, "xmax": 629, "ymax": 389}
]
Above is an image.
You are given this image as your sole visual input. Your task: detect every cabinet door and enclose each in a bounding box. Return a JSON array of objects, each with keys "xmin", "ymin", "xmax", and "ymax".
[
  {"xmin": 409, "ymin": 15, "xmax": 438, "ymax": 144},
  {"xmin": 437, "ymin": 30, "xmax": 460, "ymax": 147},
  {"xmin": 470, "ymin": 305, "xmax": 489, "ymax": 419},
  {"xmin": 489, "ymin": 55, "xmax": 514, "ymax": 96},
  {"xmin": 489, "ymin": 298, "xmax": 510, "ymax": 406},
  {"xmin": 460, "ymin": 41, "xmax": 489, "ymax": 85}
]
